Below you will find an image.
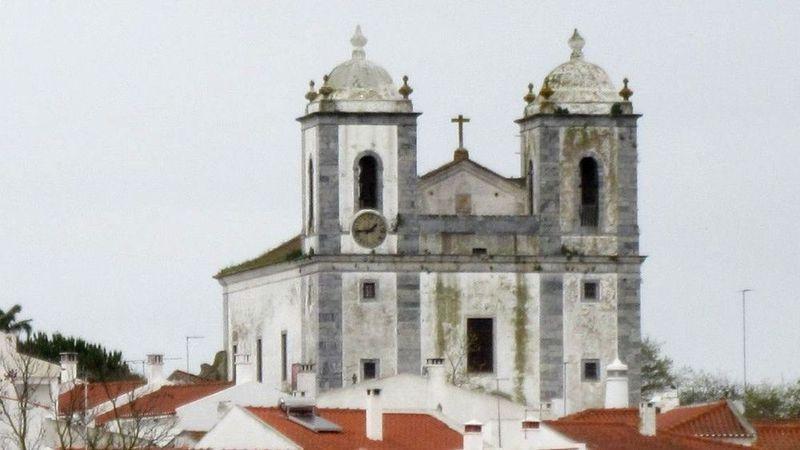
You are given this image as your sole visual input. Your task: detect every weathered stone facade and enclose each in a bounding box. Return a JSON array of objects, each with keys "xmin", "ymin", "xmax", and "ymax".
[{"xmin": 217, "ymin": 28, "xmax": 643, "ymax": 413}]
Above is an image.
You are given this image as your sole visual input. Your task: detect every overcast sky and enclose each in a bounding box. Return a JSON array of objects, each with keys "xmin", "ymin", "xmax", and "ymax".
[{"xmin": 1, "ymin": 1, "xmax": 798, "ymax": 383}]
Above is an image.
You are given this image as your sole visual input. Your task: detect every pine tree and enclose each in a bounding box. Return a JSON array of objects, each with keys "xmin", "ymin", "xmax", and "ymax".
[{"xmin": 17, "ymin": 332, "xmax": 136, "ymax": 381}]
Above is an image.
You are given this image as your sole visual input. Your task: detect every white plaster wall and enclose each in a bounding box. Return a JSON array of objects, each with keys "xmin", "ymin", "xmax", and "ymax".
[
  {"xmin": 338, "ymin": 125, "xmax": 398, "ymax": 254},
  {"xmin": 418, "ymin": 169, "xmax": 526, "ymax": 215},
  {"xmin": 341, "ymin": 272, "xmax": 398, "ymax": 383},
  {"xmin": 194, "ymin": 406, "xmax": 298, "ymax": 450},
  {"xmin": 419, "ymin": 272, "xmax": 540, "ymax": 405},
  {"xmin": 562, "ymin": 273, "xmax": 618, "ymax": 413},
  {"xmin": 225, "ymin": 270, "xmax": 306, "ymax": 390},
  {"xmin": 175, "ymin": 382, "xmax": 285, "ymax": 433}
]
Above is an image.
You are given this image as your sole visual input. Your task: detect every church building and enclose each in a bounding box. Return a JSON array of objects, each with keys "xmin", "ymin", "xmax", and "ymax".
[{"xmin": 215, "ymin": 27, "xmax": 643, "ymax": 414}]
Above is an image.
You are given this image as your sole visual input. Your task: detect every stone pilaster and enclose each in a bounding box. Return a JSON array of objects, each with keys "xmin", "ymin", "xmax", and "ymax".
[
  {"xmin": 318, "ymin": 272, "xmax": 343, "ymax": 389},
  {"xmin": 539, "ymin": 274, "xmax": 564, "ymax": 402},
  {"xmin": 396, "ymin": 272, "xmax": 421, "ymax": 373}
]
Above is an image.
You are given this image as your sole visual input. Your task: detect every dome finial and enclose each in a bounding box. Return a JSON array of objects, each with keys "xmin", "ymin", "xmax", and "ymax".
[
  {"xmin": 568, "ymin": 28, "xmax": 585, "ymax": 60},
  {"xmin": 351, "ymin": 25, "xmax": 367, "ymax": 60},
  {"xmin": 619, "ymin": 77, "xmax": 633, "ymax": 101}
]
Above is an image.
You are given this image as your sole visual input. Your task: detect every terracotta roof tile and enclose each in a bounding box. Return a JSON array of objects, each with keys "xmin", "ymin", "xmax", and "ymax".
[
  {"xmin": 95, "ymin": 382, "xmax": 231, "ymax": 424},
  {"xmin": 657, "ymin": 401, "xmax": 753, "ymax": 438},
  {"xmin": 548, "ymin": 421, "xmax": 749, "ymax": 450},
  {"xmin": 561, "ymin": 408, "xmax": 639, "ymax": 427},
  {"xmin": 247, "ymin": 407, "xmax": 462, "ymax": 450},
  {"xmin": 754, "ymin": 421, "xmax": 800, "ymax": 450},
  {"xmin": 58, "ymin": 380, "xmax": 144, "ymax": 416}
]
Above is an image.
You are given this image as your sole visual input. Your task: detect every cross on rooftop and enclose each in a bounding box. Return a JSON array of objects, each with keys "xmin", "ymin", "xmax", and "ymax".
[{"xmin": 451, "ymin": 114, "xmax": 470, "ymax": 150}]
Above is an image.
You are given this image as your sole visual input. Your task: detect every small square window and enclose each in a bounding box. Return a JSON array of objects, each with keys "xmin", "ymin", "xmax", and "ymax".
[
  {"xmin": 472, "ymin": 248, "xmax": 487, "ymax": 255},
  {"xmin": 361, "ymin": 359, "xmax": 379, "ymax": 380},
  {"xmin": 582, "ymin": 359, "xmax": 600, "ymax": 381},
  {"xmin": 361, "ymin": 281, "xmax": 377, "ymax": 301},
  {"xmin": 582, "ymin": 281, "xmax": 599, "ymax": 301}
]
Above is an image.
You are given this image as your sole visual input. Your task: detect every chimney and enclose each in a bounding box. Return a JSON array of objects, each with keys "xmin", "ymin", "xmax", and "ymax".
[
  {"xmin": 521, "ymin": 412, "xmax": 541, "ymax": 441},
  {"xmin": 425, "ymin": 357, "xmax": 446, "ymax": 410},
  {"xmin": 234, "ymin": 353, "xmax": 254, "ymax": 385},
  {"xmin": 604, "ymin": 357, "xmax": 629, "ymax": 408},
  {"xmin": 145, "ymin": 354, "xmax": 164, "ymax": 384},
  {"xmin": 463, "ymin": 420, "xmax": 484, "ymax": 450},
  {"xmin": 639, "ymin": 401, "xmax": 657, "ymax": 436},
  {"xmin": 295, "ymin": 363, "xmax": 317, "ymax": 399},
  {"xmin": 366, "ymin": 388, "xmax": 383, "ymax": 441},
  {"xmin": 60, "ymin": 352, "xmax": 78, "ymax": 384},
  {"xmin": 217, "ymin": 400, "xmax": 232, "ymax": 418}
]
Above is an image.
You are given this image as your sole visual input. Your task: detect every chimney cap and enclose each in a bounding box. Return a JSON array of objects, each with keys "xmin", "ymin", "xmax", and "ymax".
[
  {"xmin": 425, "ymin": 357, "xmax": 444, "ymax": 366},
  {"xmin": 367, "ymin": 388, "xmax": 382, "ymax": 396},
  {"xmin": 60, "ymin": 352, "xmax": 78, "ymax": 362},
  {"xmin": 464, "ymin": 419, "xmax": 483, "ymax": 433},
  {"xmin": 606, "ymin": 357, "xmax": 628, "ymax": 372},
  {"xmin": 146, "ymin": 354, "xmax": 164, "ymax": 364}
]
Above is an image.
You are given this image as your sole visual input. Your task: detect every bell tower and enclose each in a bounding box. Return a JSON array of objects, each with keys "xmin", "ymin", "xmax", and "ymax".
[
  {"xmin": 516, "ymin": 29, "xmax": 643, "ymax": 406},
  {"xmin": 299, "ymin": 26, "xmax": 420, "ymax": 257}
]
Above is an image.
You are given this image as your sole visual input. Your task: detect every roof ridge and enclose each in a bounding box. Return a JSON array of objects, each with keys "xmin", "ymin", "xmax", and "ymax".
[{"xmin": 661, "ymin": 400, "xmax": 728, "ymax": 431}]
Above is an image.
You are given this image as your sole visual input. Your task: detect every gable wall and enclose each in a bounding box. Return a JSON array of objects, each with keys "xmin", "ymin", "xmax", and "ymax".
[{"xmin": 418, "ymin": 169, "xmax": 525, "ymax": 216}]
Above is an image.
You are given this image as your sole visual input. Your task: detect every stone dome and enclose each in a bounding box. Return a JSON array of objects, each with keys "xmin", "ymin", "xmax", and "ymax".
[
  {"xmin": 325, "ymin": 26, "xmax": 401, "ymax": 101},
  {"xmin": 527, "ymin": 30, "xmax": 621, "ymax": 115}
]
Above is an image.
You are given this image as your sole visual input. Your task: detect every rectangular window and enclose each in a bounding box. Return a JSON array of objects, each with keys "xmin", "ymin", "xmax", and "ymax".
[
  {"xmin": 256, "ymin": 338, "xmax": 263, "ymax": 383},
  {"xmin": 232, "ymin": 344, "xmax": 238, "ymax": 384},
  {"xmin": 467, "ymin": 318, "xmax": 494, "ymax": 373},
  {"xmin": 281, "ymin": 332, "xmax": 288, "ymax": 382},
  {"xmin": 361, "ymin": 359, "xmax": 379, "ymax": 380},
  {"xmin": 472, "ymin": 248, "xmax": 487, "ymax": 255},
  {"xmin": 582, "ymin": 281, "xmax": 599, "ymax": 302},
  {"xmin": 582, "ymin": 359, "xmax": 600, "ymax": 381},
  {"xmin": 361, "ymin": 281, "xmax": 377, "ymax": 301}
]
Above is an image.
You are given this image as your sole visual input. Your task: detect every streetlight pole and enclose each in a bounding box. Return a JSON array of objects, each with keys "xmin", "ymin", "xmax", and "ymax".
[
  {"xmin": 185, "ymin": 336, "xmax": 204, "ymax": 372},
  {"xmin": 739, "ymin": 289, "xmax": 752, "ymax": 391}
]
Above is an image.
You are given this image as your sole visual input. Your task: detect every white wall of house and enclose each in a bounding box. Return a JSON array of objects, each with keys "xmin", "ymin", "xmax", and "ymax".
[
  {"xmin": 225, "ymin": 270, "xmax": 306, "ymax": 390},
  {"xmin": 175, "ymin": 382, "xmax": 284, "ymax": 433},
  {"xmin": 194, "ymin": 406, "xmax": 298, "ymax": 450}
]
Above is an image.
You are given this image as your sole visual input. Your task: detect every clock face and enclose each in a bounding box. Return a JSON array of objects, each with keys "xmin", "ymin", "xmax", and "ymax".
[{"xmin": 351, "ymin": 211, "xmax": 388, "ymax": 249}]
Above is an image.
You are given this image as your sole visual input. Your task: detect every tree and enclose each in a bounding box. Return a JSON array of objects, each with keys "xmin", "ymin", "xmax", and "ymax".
[
  {"xmin": 677, "ymin": 368, "xmax": 740, "ymax": 405},
  {"xmin": 640, "ymin": 336, "xmax": 677, "ymax": 399},
  {"xmin": 0, "ymin": 305, "xmax": 32, "ymax": 338},
  {"xmin": 18, "ymin": 332, "xmax": 133, "ymax": 381},
  {"xmin": 0, "ymin": 339, "xmax": 58, "ymax": 450}
]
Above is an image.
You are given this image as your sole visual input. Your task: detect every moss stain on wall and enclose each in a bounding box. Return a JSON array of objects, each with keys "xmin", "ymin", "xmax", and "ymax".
[
  {"xmin": 513, "ymin": 273, "xmax": 529, "ymax": 403},
  {"xmin": 434, "ymin": 276, "xmax": 462, "ymax": 357}
]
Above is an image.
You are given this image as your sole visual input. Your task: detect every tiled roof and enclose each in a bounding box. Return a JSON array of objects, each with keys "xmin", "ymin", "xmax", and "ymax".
[
  {"xmin": 247, "ymin": 407, "xmax": 462, "ymax": 450},
  {"xmin": 548, "ymin": 421, "xmax": 749, "ymax": 450},
  {"xmin": 657, "ymin": 401, "xmax": 753, "ymax": 438},
  {"xmin": 561, "ymin": 407, "xmax": 639, "ymax": 427},
  {"xmin": 754, "ymin": 421, "xmax": 800, "ymax": 450},
  {"xmin": 58, "ymin": 380, "xmax": 144, "ymax": 415},
  {"xmin": 95, "ymin": 382, "xmax": 231, "ymax": 424},
  {"xmin": 562, "ymin": 401, "xmax": 754, "ymax": 439},
  {"xmin": 216, "ymin": 235, "xmax": 303, "ymax": 278}
]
